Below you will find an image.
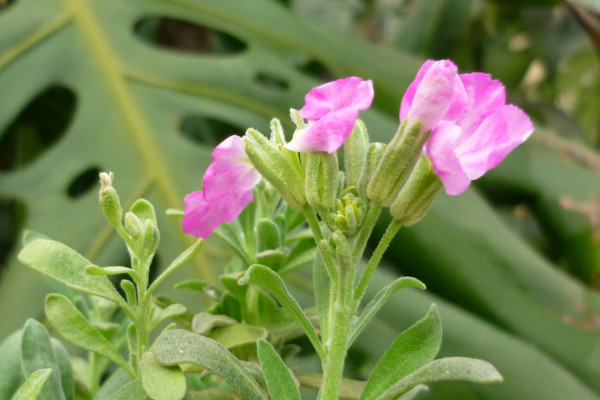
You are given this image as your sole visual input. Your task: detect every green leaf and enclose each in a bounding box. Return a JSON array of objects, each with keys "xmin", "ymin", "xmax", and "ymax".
[
  {"xmin": 238, "ymin": 264, "xmax": 325, "ymax": 359},
  {"xmin": 17, "ymin": 239, "xmax": 125, "ymax": 306},
  {"xmin": 188, "ymin": 388, "xmax": 233, "ymax": 400},
  {"xmin": 376, "ymin": 357, "xmax": 502, "ymax": 400},
  {"xmin": 95, "ymin": 369, "xmax": 132, "ymax": 400},
  {"xmin": 350, "ymin": 276, "xmax": 426, "ymax": 346},
  {"xmin": 44, "ymin": 294, "xmax": 133, "ymax": 377},
  {"xmin": 0, "ymin": 330, "xmax": 25, "ymax": 400},
  {"xmin": 151, "ymin": 303, "xmax": 188, "ymax": 330},
  {"xmin": 257, "ymin": 339, "xmax": 301, "ymax": 400},
  {"xmin": 297, "ymin": 374, "xmax": 366, "ymax": 400},
  {"xmin": 396, "ymin": 384, "xmax": 428, "ymax": 400},
  {"xmin": 51, "ymin": 338, "xmax": 75, "ymax": 400},
  {"xmin": 105, "ymin": 380, "xmax": 148, "ymax": 400},
  {"xmin": 140, "ymin": 352, "xmax": 186, "ymax": 400},
  {"xmin": 209, "ymin": 323, "xmax": 268, "ymax": 349},
  {"xmin": 148, "ymin": 238, "xmax": 203, "ymax": 295},
  {"xmin": 129, "ymin": 199, "xmax": 157, "ymax": 225},
  {"xmin": 256, "ymin": 218, "xmax": 281, "ymax": 251},
  {"xmin": 360, "ymin": 305, "xmax": 441, "ymax": 400},
  {"xmin": 192, "ymin": 313, "xmax": 237, "ymax": 335},
  {"xmin": 175, "ymin": 280, "xmax": 223, "ymax": 300},
  {"xmin": 21, "ymin": 319, "xmax": 66, "ymax": 400},
  {"xmin": 153, "ymin": 329, "xmax": 267, "ymax": 400},
  {"xmin": 14, "ymin": 368, "xmax": 53, "ymax": 400}
]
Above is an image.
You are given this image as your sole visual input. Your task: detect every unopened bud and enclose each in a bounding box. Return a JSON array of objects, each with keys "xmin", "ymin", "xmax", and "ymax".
[
  {"xmin": 390, "ymin": 155, "xmax": 442, "ymax": 226},
  {"xmin": 142, "ymin": 219, "xmax": 160, "ymax": 258},
  {"xmin": 99, "ymin": 172, "xmax": 122, "ymax": 227},
  {"xmin": 124, "ymin": 212, "xmax": 143, "ymax": 239},
  {"xmin": 344, "ymin": 119, "xmax": 369, "ymax": 188},
  {"xmin": 367, "ymin": 119, "xmax": 430, "ymax": 206},
  {"xmin": 305, "ymin": 151, "xmax": 338, "ymax": 210},
  {"xmin": 244, "ymin": 128, "xmax": 306, "ymax": 211},
  {"xmin": 358, "ymin": 142, "xmax": 386, "ymax": 200}
]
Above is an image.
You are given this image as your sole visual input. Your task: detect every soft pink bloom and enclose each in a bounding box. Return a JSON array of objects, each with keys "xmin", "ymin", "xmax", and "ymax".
[
  {"xmin": 400, "ymin": 60, "xmax": 467, "ymax": 133},
  {"xmin": 422, "ymin": 71, "xmax": 534, "ymax": 195},
  {"xmin": 286, "ymin": 77, "xmax": 374, "ymax": 153},
  {"xmin": 182, "ymin": 135, "xmax": 261, "ymax": 238}
]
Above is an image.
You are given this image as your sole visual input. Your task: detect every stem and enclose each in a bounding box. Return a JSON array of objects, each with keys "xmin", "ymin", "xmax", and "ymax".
[
  {"xmin": 319, "ymin": 250, "xmax": 353, "ymax": 400},
  {"xmin": 352, "ymin": 202, "xmax": 382, "ymax": 262},
  {"xmin": 304, "ymin": 206, "xmax": 338, "ymax": 281},
  {"xmin": 353, "ymin": 219, "xmax": 403, "ymax": 305}
]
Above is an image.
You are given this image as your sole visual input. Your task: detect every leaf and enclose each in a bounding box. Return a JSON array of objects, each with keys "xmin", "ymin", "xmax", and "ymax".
[
  {"xmin": 0, "ymin": 0, "xmax": 417, "ymax": 338},
  {"xmin": 153, "ymin": 329, "xmax": 267, "ymax": 400},
  {"xmin": 192, "ymin": 313, "xmax": 237, "ymax": 335},
  {"xmin": 17, "ymin": 239, "xmax": 124, "ymax": 306},
  {"xmin": 21, "ymin": 319, "xmax": 66, "ymax": 400},
  {"xmin": 397, "ymin": 384, "xmax": 428, "ymax": 400},
  {"xmin": 14, "ymin": 368, "xmax": 53, "ymax": 400},
  {"xmin": 297, "ymin": 374, "xmax": 366, "ymax": 400},
  {"xmin": 209, "ymin": 323, "xmax": 268, "ymax": 349},
  {"xmin": 256, "ymin": 218, "xmax": 281, "ymax": 252},
  {"xmin": 238, "ymin": 264, "xmax": 325, "ymax": 359},
  {"xmin": 51, "ymin": 338, "xmax": 75, "ymax": 400},
  {"xmin": 140, "ymin": 352, "xmax": 186, "ymax": 400},
  {"xmin": 95, "ymin": 369, "xmax": 132, "ymax": 400},
  {"xmin": 360, "ymin": 305, "xmax": 442, "ymax": 400},
  {"xmin": 105, "ymin": 380, "xmax": 148, "ymax": 400},
  {"xmin": 44, "ymin": 294, "xmax": 133, "ymax": 377},
  {"xmin": 0, "ymin": 330, "xmax": 25, "ymax": 400},
  {"xmin": 148, "ymin": 238, "xmax": 203, "ymax": 295},
  {"xmin": 349, "ymin": 276, "xmax": 426, "ymax": 346},
  {"xmin": 151, "ymin": 303, "xmax": 188, "ymax": 330},
  {"xmin": 375, "ymin": 357, "xmax": 502, "ymax": 400},
  {"xmin": 257, "ymin": 339, "xmax": 301, "ymax": 400}
]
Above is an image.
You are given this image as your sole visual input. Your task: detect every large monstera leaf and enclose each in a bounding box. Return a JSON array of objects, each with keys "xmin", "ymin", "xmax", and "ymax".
[
  {"xmin": 2, "ymin": 1, "xmax": 600, "ymax": 400},
  {"xmin": 0, "ymin": 0, "xmax": 417, "ymax": 333}
]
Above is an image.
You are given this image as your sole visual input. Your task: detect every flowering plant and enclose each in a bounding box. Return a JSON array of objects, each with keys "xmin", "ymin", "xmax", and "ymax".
[{"xmin": 7, "ymin": 60, "xmax": 531, "ymax": 400}]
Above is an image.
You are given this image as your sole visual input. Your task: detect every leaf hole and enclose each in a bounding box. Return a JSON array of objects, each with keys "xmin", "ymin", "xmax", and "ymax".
[
  {"xmin": 0, "ymin": 0, "xmax": 16, "ymax": 12},
  {"xmin": 0, "ymin": 198, "xmax": 27, "ymax": 278},
  {"xmin": 254, "ymin": 72, "xmax": 290, "ymax": 91},
  {"xmin": 134, "ymin": 17, "xmax": 248, "ymax": 55},
  {"xmin": 296, "ymin": 58, "xmax": 337, "ymax": 81},
  {"xmin": 0, "ymin": 85, "xmax": 77, "ymax": 171},
  {"xmin": 178, "ymin": 115, "xmax": 244, "ymax": 147},
  {"xmin": 66, "ymin": 166, "xmax": 102, "ymax": 199}
]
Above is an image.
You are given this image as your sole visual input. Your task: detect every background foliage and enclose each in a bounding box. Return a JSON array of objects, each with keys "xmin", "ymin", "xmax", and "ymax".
[{"xmin": 1, "ymin": 0, "xmax": 600, "ymax": 399}]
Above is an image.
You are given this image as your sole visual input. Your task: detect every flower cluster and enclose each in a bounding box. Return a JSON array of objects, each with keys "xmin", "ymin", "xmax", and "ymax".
[{"xmin": 183, "ymin": 60, "xmax": 533, "ymax": 237}]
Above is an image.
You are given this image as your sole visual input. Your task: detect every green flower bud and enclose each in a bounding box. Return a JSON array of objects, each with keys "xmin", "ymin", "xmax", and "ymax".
[
  {"xmin": 329, "ymin": 230, "xmax": 352, "ymax": 279},
  {"xmin": 328, "ymin": 188, "xmax": 365, "ymax": 234},
  {"xmin": 367, "ymin": 120, "xmax": 430, "ymax": 206},
  {"xmin": 124, "ymin": 211, "xmax": 143, "ymax": 239},
  {"xmin": 344, "ymin": 119, "xmax": 369, "ymax": 188},
  {"xmin": 358, "ymin": 142, "xmax": 386, "ymax": 200},
  {"xmin": 390, "ymin": 155, "xmax": 443, "ymax": 226},
  {"xmin": 305, "ymin": 151, "xmax": 338, "ymax": 211},
  {"xmin": 244, "ymin": 128, "xmax": 306, "ymax": 211},
  {"xmin": 142, "ymin": 219, "xmax": 160, "ymax": 258},
  {"xmin": 98, "ymin": 172, "xmax": 122, "ymax": 227}
]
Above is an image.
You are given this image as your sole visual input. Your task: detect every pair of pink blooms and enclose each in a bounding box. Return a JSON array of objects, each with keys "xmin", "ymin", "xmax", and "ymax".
[{"xmin": 183, "ymin": 60, "xmax": 533, "ymax": 238}]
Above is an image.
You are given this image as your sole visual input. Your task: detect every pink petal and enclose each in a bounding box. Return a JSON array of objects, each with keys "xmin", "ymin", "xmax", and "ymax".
[
  {"xmin": 286, "ymin": 108, "xmax": 360, "ymax": 153},
  {"xmin": 400, "ymin": 60, "xmax": 464, "ymax": 132},
  {"xmin": 299, "ymin": 77, "xmax": 374, "ymax": 120},
  {"xmin": 203, "ymin": 135, "xmax": 260, "ymax": 201},
  {"xmin": 182, "ymin": 188, "xmax": 255, "ymax": 238},
  {"xmin": 456, "ymin": 72, "xmax": 506, "ymax": 139},
  {"xmin": 457, "ymin": 104, "xmax": 534, "ymax": 180},
  {"xmin": 424, "ymin": 121, "xmax": 471, "ymax": 195}
]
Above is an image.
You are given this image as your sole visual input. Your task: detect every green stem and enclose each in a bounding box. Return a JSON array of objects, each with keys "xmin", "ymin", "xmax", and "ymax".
[
  {"xmin": 352, "ymin": 202, "xmax": 382, "ymax": 262},
  {"xmin": 353, "ymin": 219, "xmax": 403, "ymax": 305},
  {"xmin": 319, "ymin": 250, "xmax": 353, "ymax": 400},
  {"xmin": 304, "ymin": 206, "xmax": 338, "ymax": 282}
]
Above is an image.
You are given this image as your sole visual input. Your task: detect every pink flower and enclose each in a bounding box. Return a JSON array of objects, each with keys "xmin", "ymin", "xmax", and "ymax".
[
  {"xmin": 400, "ymin": 60, "xmax": 467, "ymax": 134},
  {"xmin": 182, "ymin": 135, "xmax": 261, "ymax": 238},
  {"xmin": 286, "ymin": 77, "xmax": 374, "ymax": 153},
  {"xmin": 423, "ymin": 72, "xmax": 534, "ymax": 195}
]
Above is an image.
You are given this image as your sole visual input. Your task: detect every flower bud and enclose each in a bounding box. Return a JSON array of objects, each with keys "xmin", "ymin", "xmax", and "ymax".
[
  {"xmin": 390, "ymin": 155, "xmax": 442, "ymax": 226},
  {"xmin": 367, "ymin": 120, "xmax": 429, "ymax": 206},
  {"xmin": 142, "ymin": 219, "xmax": 160, "ymax": 258},
  {"xmin": 344, "ymin": 119, "xmax": 369, "ymax": 188},
  {"xmin": 305, "ymin": 151, "xmax": 338, "ymax": 211},
  {"xmin": 358, "ymin": 142, "xmax": 386, "ymax": 200},
  {"xmin": 98, "ymin": 172, "xmax": 122, "ymax": 227},
  {"xmin": 244, "ymin": 128, "xmax": 306, "ymax": 211},
  {"xmin": 124, "ymin": 212, "xmax": 143, "ymax": 239},
  {"xmin": 328, "ymin": 188, "xmax": 364, "ymax": 234}
]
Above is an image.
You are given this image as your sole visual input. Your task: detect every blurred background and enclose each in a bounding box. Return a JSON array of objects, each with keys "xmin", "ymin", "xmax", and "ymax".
[{"xmin": 1, "ymin": 0, "xmax": 600, "ymax": 398}]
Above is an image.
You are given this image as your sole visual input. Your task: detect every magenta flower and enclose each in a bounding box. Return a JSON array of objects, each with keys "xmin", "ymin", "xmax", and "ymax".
[
  {"xmin": 400, "ymin": 60, "xmax": 467, "ymax": 134},
  {"xmin": 422, "ymin": 71, "xmax": 534, "ymax": 195},
  {"xmin": 286, "ymin": 77, "xmax": 374, "ymax": 153},
  {"xmin": 182, "ymin": 135, "xmax": 261, "ymax": 238}
]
